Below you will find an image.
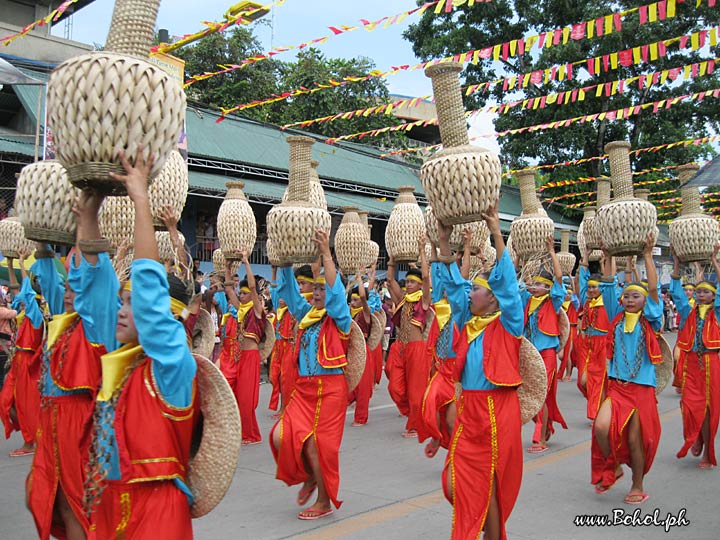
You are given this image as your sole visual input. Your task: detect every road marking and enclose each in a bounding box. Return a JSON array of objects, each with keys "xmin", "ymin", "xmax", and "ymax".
[{"xmin": 295, "ymin": 407, "xmax": 681, "ymax": 539}]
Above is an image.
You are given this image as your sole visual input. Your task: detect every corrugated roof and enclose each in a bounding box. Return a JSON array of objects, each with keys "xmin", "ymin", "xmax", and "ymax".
[{"xmin": 13, "ymin": 68, "xmax": 48, "ymax": 127}]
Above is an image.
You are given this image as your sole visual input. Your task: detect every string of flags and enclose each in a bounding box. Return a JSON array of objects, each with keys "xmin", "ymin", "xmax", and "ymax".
[{"xmin": 1, "ymin": 0, "xmax": 79, "ymax": 46}]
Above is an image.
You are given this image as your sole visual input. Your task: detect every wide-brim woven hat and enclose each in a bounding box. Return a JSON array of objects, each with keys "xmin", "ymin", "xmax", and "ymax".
[
  {"xmin": 344, "ymin": 320, "xmax": 367, "ymax": 393},
  {"xmin": 655, "ymin": 335, "xmax": 673, "ymax": 396},
  {"xmin": 558, "ymin": 308, "xmax": 570, "ymax": 351},
  {"xmin": 376, "ymin": 308, "xmax": 387, "ymax": 333},
  {"xmin": 191, "ymin": 309, "xmax": 215, "ymax": 359},
  {"xmin": 367, "ymin": 313, "xmax": 383, "ymax": 350},
  {"xmin": 258, "ymin": 319, "xmax": 276, "ymax": 361},
  {"xmin": 188, "ymin": 354, "xmax": 242, "ymax": 518},
  {"xmin": 518, "ymin": 337, "xmax": 548, "ymax": 424}
]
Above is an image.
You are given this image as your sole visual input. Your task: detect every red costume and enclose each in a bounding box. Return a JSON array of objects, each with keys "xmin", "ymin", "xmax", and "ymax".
[
  {"xmin": 268, "ymin": 306, "xmax": 291, "ymax": 411},
  {"xmin": 558, "ymin": 301, "xmax": 579, "ymax": 375},
  {"xmin": 348, "ymin": 311, "xmax": 374, "ymax": 425},
  {"xmin": 577, "ymin": 299, "xmax": 611, "ymax": 419}
]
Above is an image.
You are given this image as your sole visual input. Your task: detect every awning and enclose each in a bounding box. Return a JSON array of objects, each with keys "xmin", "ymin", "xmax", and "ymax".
[{"xmin": 0, "ymin": 58, "xmax": 44, "ymax": 86}]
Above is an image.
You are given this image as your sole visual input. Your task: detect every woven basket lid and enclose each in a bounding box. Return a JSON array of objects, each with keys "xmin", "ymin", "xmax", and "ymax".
[
  {"xmin": 655, "ymin": 335, "xmax": 673, "ymax": 396},
  {"xmin": 188, "ymin": 354, "xmax": 242, "ymax": 518},
  {"xmin": 258, "ymin": 318, "xmax": 276, "ymax": 361},
  {"xmin": 558, "ymin": 308, "xmax": 570, "ymax": 351},
  {"xmin": 367, "ymin": 313, "xmax": 383, "ymax": 350},
  {"xmin": 344, "ymin": 320, "xmax": 367, "ymax": 393},
  {"xmin": 191, "ymin": 309, "xmax": 215, "ymax": 359},
  {"xmin": 518, "ymin": 337, "xmax": 548, "ymax": 424}
]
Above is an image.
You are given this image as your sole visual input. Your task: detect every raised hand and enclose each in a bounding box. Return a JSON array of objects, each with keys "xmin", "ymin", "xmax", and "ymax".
[{"xmin": 109, "ymin": 146, "xmax": 154, "ymax": 203}]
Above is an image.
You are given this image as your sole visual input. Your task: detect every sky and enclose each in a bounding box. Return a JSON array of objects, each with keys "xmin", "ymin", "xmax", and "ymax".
[{"xmin": 51, "ymin": 0, "xmax": 500, "ymax": 151}]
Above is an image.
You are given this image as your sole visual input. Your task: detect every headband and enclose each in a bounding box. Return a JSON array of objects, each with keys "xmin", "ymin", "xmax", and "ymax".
[
  {"xmin": 315, "ymin": 276, "xmax": 326, "ymax": 285},
  {"xmin": 296, "ymin": 276, "xmax": 314, "ymax": 284},
  {"xmin": 405, "ymin": 274, "xmax": 423, "ymax": 284},
  {"xmin": 473, "ymin": 276, "xmax": 491, "ymax": 291},
  {"xmin": 351, "ymin": 293, "xmax": 360, "ymax": 299},
  {"xmin": 587, "ymin": 279, "xmax": 600, "ymax": 287},
  {"xmin": 697, "ymin": 282, "xmax": 717, "ymax": 294},
  {"xmin": 683, "ymin": 284, "xmax": 696, "ymax": 290},
  {"xmin": 623, "ymin": 284, "xmax": 648, "ymax": 297},
  {"xmin": 532, "ymin": 276, "xmax": 553, "ymax": 287},
  {"xmin": 239, "ymin": 286, "xmax": 251, "ymax": 293}
]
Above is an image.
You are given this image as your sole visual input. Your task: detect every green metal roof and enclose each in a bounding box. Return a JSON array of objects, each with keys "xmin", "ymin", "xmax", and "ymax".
[{"xmin": 13, "ymin": 68, "xmax": 48, "ymax": 127}]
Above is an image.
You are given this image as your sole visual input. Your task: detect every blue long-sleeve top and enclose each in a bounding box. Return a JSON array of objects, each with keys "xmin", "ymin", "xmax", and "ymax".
[
  {"xmin": 442, "ymin": 250, "xmax": 523, "ymax": 390},
  {"xmin": 431, "ymin": 261, "xmax": 446, "ymax": 304},
  {"xmin": 579, "ymin": 265, "xmax": 591, "ymax": 306},
  {"xmin": 520, "ymin": 279, "xmax": 565, "ymax": 352},
  {"xmin": 214, "ymin": 290, "xmax": 228, "ymax": 315},
  {"xmin": 277, "ymin": 266, "xmax": 351, "ymax": 376},
  {"xmin": 670, "ymin": 277, "xmax": 720, "ymax": 353},
  {"xmin": 12, "ymin": 276, "xmax": 43, "ymax": 329},
  {"xmin": 368, "ymin": 289, "xmax": 382, "ymax": 313},
  {"xmin": 31, "ymin": 252, "xmax": 64, "ymax": 317},
  {"xmin": 601, "ymin": 280, "xmax": 663, "ymax": 386}
]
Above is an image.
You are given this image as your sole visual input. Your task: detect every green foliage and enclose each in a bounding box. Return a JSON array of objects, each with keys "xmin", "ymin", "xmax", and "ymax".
[{"xmin": 404, "ymin": 0, "xmax": 720, "ymax": 219}]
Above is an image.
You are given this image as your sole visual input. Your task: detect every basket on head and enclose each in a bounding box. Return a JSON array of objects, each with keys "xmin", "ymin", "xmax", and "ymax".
[
  {"xmin": 187, "ymin": 354, "xmax": 242, "ymax": 518},
  {"xmin": 149, "ymin": 150, "xmax": 188, "ymax": 231},
  {"xmin": 0, "ymin": 217, "xmax": 36, "ymax": 259},
  {"xmin": 267, "ymin": 136, "xmax": 331, "ymax": 265},
  {"xmin": 15, "ymin": 160, "xmax": 79, "ymax": 245},
  {"xmin": 385, "ymin": 186, "xmax": 425, "ymax": 263},
  {"xmin": 156, "ymin": 231, "xmax": 186, "ymax": 263},
  {"xmin": 424, "ymin": 205, "xmax": 489, "ymax": 252},
  {"xmin": 420, "ymin": 63, "xmax": 502, "ymax": 224},
  {"xmin": 46, "ymin": 0, "xmax": 186, "ymax": 195},
  {"xmin": 265, "ymin": 238, "xmax": 281, "ymax": 267},
  {"xmin": 557, "ymin": 229, "xmax": 576, "ymax": 275},
  {"xmin": 518, "ymin": 337, "xmax": 548, "ymax": 424},
  {"xmin": 335, "ymin": 207, "xmax": 370, "ymax": 275},
  {"xmin": 577, "ymin": 208, "xmax": 602, "ymax": 262},
  {"xmin": 282, "ymin": 159, "xmax": 327, "ymax": 210},
  {"xmin": 595, "ymin": 141, "xmax": 657, "ymax": 256},
  {"xmin": 217, "ymin": 182, "xmax": 257, "ymax": 261},
  {"xmin": 344, "ymin": 320, "xmax": 367, "ymax": 393},
  {"xmin": 99, "ymin": 195, "xmax": 135, "ymax": 252},
  {"xmin": 510, "ymin": 171, "xmax": 554, "ymax": 259},
  {"xmin": 669, "ymin": 163, "xmax": 719, "ymax": 262},
  {"xmin": 212, "ymin": 248, "xmax": 240, "ymax": 276}
]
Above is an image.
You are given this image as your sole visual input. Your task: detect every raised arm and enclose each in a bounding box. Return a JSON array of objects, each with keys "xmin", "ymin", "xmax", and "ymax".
[
  {"xmin": 643, "ymin": 234, "xmax": 659, "ymax": 305},
  {"xmin": 385, "ymin": 256, "xmax": 404, "ymax": 305},
  {"xmin": 547, "ymin": 235, "xmax": 563, "ymax": 283},
  {"xmin": 418, "ymin": 234, "xmax": 431, "ymax": 309},
  {"xmin": 483, "ymin": 199, "xmax": 505, "ymax": 262},
  {"xmin": 224, "ymin": 261, "xmax": 240, "ymax": 310},
  {"xmin": 459, "ymin": 228, "xmax": 472, "ymax": 280},
  {"xmin": 355, "ymin": 274, "xmax": 371, "ymax": 325},
  {"xmin": 241, "ymin": 252, "xmax": 263, "ymax": 318}
]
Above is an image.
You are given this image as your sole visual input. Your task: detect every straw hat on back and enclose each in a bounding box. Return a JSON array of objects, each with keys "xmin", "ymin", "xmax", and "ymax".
[
  {"xmin": 517, "ymin": 338, "xmax": 548, "ymax": 424},
  {"xmin": 344, "ymin": 320, "xmax": 367, "ymax": 393}
]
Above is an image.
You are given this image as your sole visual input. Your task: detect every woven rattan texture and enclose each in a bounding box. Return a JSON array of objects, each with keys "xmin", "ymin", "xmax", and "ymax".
[
  {"xmin": 0, "ymin": 217, "xmax": 35, "ymax": 258},
  {"xmin": 335, "ymin": 208, "xmax": 370, "ymax": 275},
  {"xmin": 105, "ymin": 0, "xmax": 161, "ymax": 57},
  {"xmin": 217, "ymin": 182, "xmax": 257, "ymax": 261},
  {"xmin": 386, "ymin": 188, "xmax": 425, "ymax": 263},
  {"xmin": 149, "ymin": 150, "xmax": 188, "ymax": 230},
  {"xmin": 99, "ymin": 196, "xmax": 135, "ymax": 250}
]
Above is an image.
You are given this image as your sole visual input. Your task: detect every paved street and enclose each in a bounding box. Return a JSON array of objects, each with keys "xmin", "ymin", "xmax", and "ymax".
[{"xmin": 1, "ymin": 332, "xmax": 716, "ymax": 539}]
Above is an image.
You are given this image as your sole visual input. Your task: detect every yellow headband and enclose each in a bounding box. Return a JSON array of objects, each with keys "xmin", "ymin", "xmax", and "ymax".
[
  {"xmin": 239, "ymin": 286, "xmax": 251, "ymax": 293},
  {"xmin": 122, "ymin": 280, "xmax": 188, "ymax": 319},
  {"xmin": 473, "ymin": 277, "xmax": 491, "ymax": 291},
  {"xmin": 315, "ymin": 276, "xmax": 326, "ymax": 285},
  {"xmin": 623, "ymin": 284, "xmax": 648, "ymax": 297},
  {"xmin": 296, "ymin": 276, "xmax": 314, "ymax": 284},
  {"xmin": 697, "ymin": 283, "xmax": 717, "ymax": 294},
  {"xmin": 684, "ymin": 284, "xmax": 696, "ymax": 290},
  {"xmin": 587, "ymin": 279, "xmax": 600, "ymax": 287},
  {"xmin": 351, "ymin": 293, "xmax": 360, "ymax": 299},
  {"xmin": 532, "ymin": 276, "xmax": 553, "ymax": 287},
  {"xmin": 405, "ymin": 274, "xmax": 423, "ymax": 284}
]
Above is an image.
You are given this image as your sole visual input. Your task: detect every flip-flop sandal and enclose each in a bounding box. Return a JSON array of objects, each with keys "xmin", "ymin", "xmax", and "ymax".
[
  {"xmin": 594, "ymin": 484, "xmax": 611, "ymax": 494},
  {"xmin": 402, "ymin": 430, "xmax": 417, "ymax": 439},
  {"xmin": 8, "ymin": 448, "xmax": 34, "ymax": 457},
  {"xmin": 624, "ymin": 493, "xmax": 649, "ymax": 505},
  {"xmin": 424, "ymin": 441, "xmax": 440, "ymax": 458},
  {"xmin": 296, "ymin": 483, "xmax": 317, "ymax": 506},
  {"xmin": 527, "ymin": 444, "xmax": 548, "ymax": 454},
  {"xmin": 698, "ymin": 461, "xmax": 714, "ymax": 469},
  {"xmin": 298, "ymin": 507, "xmax": 333, "ymax": 520}
]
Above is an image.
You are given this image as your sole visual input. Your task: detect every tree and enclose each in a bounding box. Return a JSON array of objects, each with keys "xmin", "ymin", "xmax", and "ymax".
[{"xmin": 404, "ymin": 1, "xmax": 720, "ymax": 218}]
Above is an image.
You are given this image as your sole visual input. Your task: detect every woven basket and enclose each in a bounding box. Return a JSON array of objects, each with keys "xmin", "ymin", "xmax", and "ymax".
[
  {"xmin": 669, "ymin": 163, "xmax": 718, "ymax": 262},
  {"xmin": 212, "ymin": 248, "xmax": 240, "ymax": 276},
  {"xmin": 469, "ymin": 237, "xmax": 496, "ymax": 275},
  {"xmin": 583, "ymin": 179, "xmax": 611, "ymax": 246},
  {"xmin": 557, "ymin": 229, "xmax": 576, "ymax": 275},
  {"xmin": 156, "ymin": 231, "xmax": 186, "ymax": 263},
  {"xmin": 634, "ymin": 189, "xmax": 660, "ymax": 245},
  {"xmin": 420, "ymin": 62, "xmax": 501, "ymax": 224},
  {"xmin": 595, "ymin": 141, "xmax": 657, "ymax": 256},
  {"xmin": 335, "ymin": 207, "xmax": 370, "ymax": 275},
  {"xmin": 265, "ymin": 238, "xmax": 281, "ymax": 267},
  {"xmin": 217, "ymin": 182, "xmax": 257, "ymax": 261},
  {"xmin": 577, "ymin": 209, "xmax": 602, "ymax": 262},
  {"xmin": 281, "ymin": 159, "xmax": 328, "ymax": 211},
  {"xmin": 385, "ymin": 186, "xmax": 425, "ymax": 263},
  {"xmin": 15, "ymin": 160, "xmax": 79, "ymax": 245},
  {"xmin": 268, "ymin": 136, "xmax": 331, "ymax": 265},
  {"xmin": 510, "ymin": 171, "xmax": 554, "ymax": 259},
  {"xmin": 148, "ymin": 150, "xmax": 188, "ymax": 231},
  {"xmin": 46, "ymin": 0, "xmax": 185, "ymax": 196},
  {"xmin": 518, "ymin": 337, "xmax": 548, "ymax": 424},
  {"xmin": 506, "ymin": 235, "xmax": 517, "ymax": 266},
  {"xmin": 424, "ymin": 205, "xmax": 488, "ymax": 252},
  {"xmin": 0, "ymin": 217, "xmax": 35, "ymax": 259},
  {"xmin": 99, "ymin": 195, "xmax": 135, "ymax": 251}
]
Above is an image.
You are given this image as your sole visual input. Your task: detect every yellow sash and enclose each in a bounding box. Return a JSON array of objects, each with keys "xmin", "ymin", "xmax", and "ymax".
[
  {"xmin": 98, "ymin": 343, "xmax": 143, "ymax": 401},
  {"xmin": 588, "ymin": 296, "xmax": 604, "ymax": 309},
  {"xmin": 299, "ymin": 307, "xmax": 327, "ymax": 330},
  {"xmin": 404, "ymin": 290, "xmax": 423, "ymax": 304},
  {"xmin": 47, "ymin": 311, "xmax": 79, "ymax": 349},
  {"xmin": 434, "ymin": 298, "xmax": 452, "ymax": 331},
  {"xmin": 277, "ymin": 305, "xmax": 288, "ymax": 321},
  {"xmin": 350, "ymin": 306, "xmax": 363, "ymax": 319},
  {"xmin": 698, "ymin": 303, "xmax": 712, "ymax": 321},
  {"xmin": 562, "ymin": 300, "xmax": 571, "ymax": 311},
  {"xmin": 236, "ymin": 301, "xmax": 254, "ymax": 324},
  {"xmin": 623, "ymin": 311, "xmax": 641, "ymax": 333},
  {"xmin": 528, "ymin": 294, "xmax": 549, "ymax": 315},
  {"xmin": 466, "ymin": 311, "xmax": 501, "ymax": 344}
]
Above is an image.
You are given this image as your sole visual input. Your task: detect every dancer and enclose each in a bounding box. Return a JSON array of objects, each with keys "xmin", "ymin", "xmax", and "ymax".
[
  {"xmin": 670, "ymin": 244, "xmax": 720, "ymax": 469},
  {"xmin": 270, "ymin": 230, "xmax": 351, "ymax": 520},
  {"xmin": 592, "ymin": 236, "xmax": 662, "ymax": 504},
  {"xmin": 559, "ymin": 283, "xmax": 580, "ymax": 382},
  {"xmin": 437, "ymin": 200, "xmax": 524, "ymax": 540}
]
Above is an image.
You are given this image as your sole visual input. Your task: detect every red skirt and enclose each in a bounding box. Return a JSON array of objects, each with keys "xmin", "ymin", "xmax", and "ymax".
[
  {"xmin": 591, "ymin": 380, "xmax": 661, "ymax": 487},
  {"xmin": 676, "ymin": 351, "xmax": 720, "ymax": 466},
  {"xmin": 533, "ymin": 348, "xmax": 567, "ymax": 443},
  {"xmin": 418, "ymin": 354, "xmax": 456, "ymax": 448},
  {"xmin": 89, "ymin": 481, "xmax": 192, "ymax": 540},
  {"xmin": 268, "ymin": 340, "xmax": 286, "ymax": 411},
  {"xmin": 443, "ymin": 388, "xmax": 522, "ymax": 540},
  {"xmin": 385, "ymin": 340, "xmax": 430, "ymax": 430},
  {"xmin": 577, "ymin": 334, "xmax": 608, "ymax": 420},
  {"xmin": 372, "ymin": 342, "xmax": 383, "ymax": 385},
  {"xmin": 672, "ymin": 347, "xmax": 685, "ymax": 389},
  {"xmin": 270, "ymin": 374, "xmax": 347, "ymax": 509},
  {"xmin": 348, "ymin": 344, "xmax": 375, "ymax": 424},
  {"xmin": 0, "ymin": 349, "xmax": 41, "ymax": 443},
  {"xmin": 233, "ymin": 349, "xmax": 262, "ymax": 443},
  {"xmin": 27, "ymin": 394, "xmax": 94, "ymax": 539},
  {"xmin": 280, "ymin": 341, "xmax": 299, "ymax": 409}
]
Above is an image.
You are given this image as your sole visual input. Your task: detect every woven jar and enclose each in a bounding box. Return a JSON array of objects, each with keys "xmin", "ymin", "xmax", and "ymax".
[
  {"xmin": 357, "ymin": 211, "xmax": 378, "ymax": 268},
  {"xmin": 265, "ymin": 238, "xmax": 281, "ymax": 267},
  {"xmin": 634, "ymin": 189, "xmax": 659, "ymax": 244},
  {"xmin": 580, "ymin": 206, "xmax": 601, "ymax": 251},
  {"xmin": 149, "ymin": 150, "xmax": 188, "ymax": 231},
  {"xmin": 212, "ymin": 248, "xmax": 240, "ymax": 276},
  {"xmin": 267, "ymin": 136, "xmax": 331, "ymax": 265},
  {"xmin": 585, "ymin": 178, "xmax": 611, "ymax": 247},
  {"xmin": 669, "ymin": 163, "xmax": 719, "ymax": 262},
  {"xmin": 577, "ymin": 208, "xmax": 602, "ymax": 262},
  {"xmin": 595, "ymin": 141, "xmax": 657, "ymax": 256},
  {"xmin": 217, "ymin": 182, "xmax": 257, "ymax": 261},
  {"xmin": 557, "ymin": 229, "xmax": 576, "ymax": 275},
  {"xmin": 510, "ymin": 171, "xmax": 554, "ymax": 259},
  {"xmin": 156, "ymin": 231, "xmax": 186, "ymax": 263},
  {"xmin": 420, "ymin": 63, "xmax": 502, "ymax": 224},
  {"xmin": 99, "ymin": 195, "xmax": 135, "ymax": 251},
  {"xmin": 385, "ymin": 186, "xmax": 425, "ymax": 263},
  {"xmin": 0, "ymin": 217, "xmax": 35, "ymax": 259},
  {"xmin": 46, "ymin": 0, "xmax": 185, "ymax": 195},
  {"xmin": 15, "ymin": 160, "xmax": 79, "ymax": 245},
  {"xmin": 335, "ymin": 207, "xmax": 370, "ymax": 275},
  {"xmin": 424, "ymin": 205, "xmax": 489, "ymax": 252},
  {"xmin": 282, "ymin": 159, "xmax": 327, "ymax": 210},
  {"xmin": 472, "ymin": 237, "xmax": 497, "ymax": 274}
]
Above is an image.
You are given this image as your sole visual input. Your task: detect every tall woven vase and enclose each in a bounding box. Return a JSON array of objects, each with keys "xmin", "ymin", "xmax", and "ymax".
[
  {"xmin": 424, "ymin": 205, "xmax": 489, "ymax": 252},
  {"xmin": 99, "ymin": 195, "xmax": 135, "ymax": 251},
  {"xmin": 595, "ymin": 141, "xmax": 657, "ymax": 256},
  {"xmin": 335, "ymin": 207, "xmax": 370, "ymax": 275},
  {"xmin": 212, "ymin": 248, "xmax": 240, "ymax": 276},
  {"xmin": 156, "ymin": 231, "xmax": 186, "ymax": 263},
  {"xmin": 385, "ymin": 186, "xmax": 425, "ymax": 263},
  {"xmin": 509, "ymin": 171, "xmax": 554, "ymax": 259},
  {"xmin": 282, "ymin": 159, "xmax": 327, "ymax": 210},
  {"xmin": 15, "ymin": 160, "xmax": 79, "ymax": 245},
  {"xmin": 420, "ymin": 63, "xmax": 502, "ymax": 224},
  {"xmin": 557, "ymin": 229, "xmax": 576, "ymax": 275},
  {"xmin": 0, "ymin": 217, "xmax": 35, "ymax": 259},
  {"xmin": 46, "ymin": 0, "xmax": 186, "ymax": 195},
  {"xmin": 585, "ymin": 178, "xmax": 611, "ymax": 248},
  {"xmin": 577, "ymin": 207, "xmax": 602, "ymax": 262},
  {"xmin": 149, "ymin": 151, "xmax": 188, "ymax": 230},
  {"xmin": 267, "ymin": 136, "xmax": 331, "ymax": 264},
  {"xmin": 669, "ymin": 163, "xmax": 719, "ymax": 262},
  {"xmin": 217, "ymin": 182, "xmax": 257, "ymax": 261}
]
